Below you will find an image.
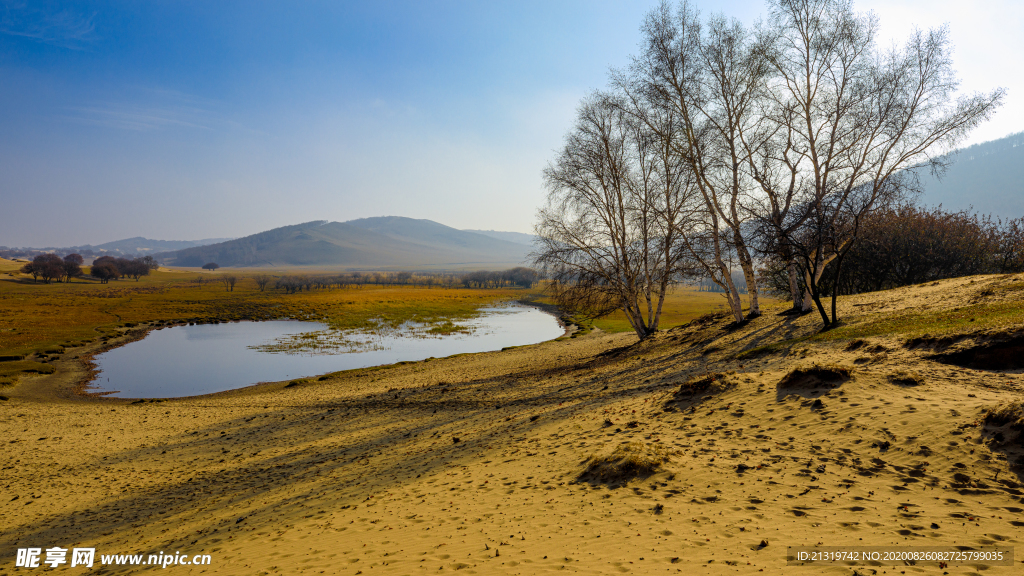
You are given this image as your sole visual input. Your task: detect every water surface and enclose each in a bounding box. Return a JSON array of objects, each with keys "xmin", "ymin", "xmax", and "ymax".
[{"xmin": 89, "ymin": 305, "xmax": 562, "ymax": 398}]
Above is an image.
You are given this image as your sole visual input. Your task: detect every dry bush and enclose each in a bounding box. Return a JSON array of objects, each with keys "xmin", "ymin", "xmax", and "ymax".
[
  {"xmin": 577, "ymin": 442, "xmax": 672, "ymax": 486},
  {"xmin": 777, "ymin": 365, "xmax": 852, "ymax": 389},
  {"xmin": 985, "ymin": 400, "xmax": 1024, "ymax": 428},
  {"xmin": 664, "ymin": 372, "xmax": 734, "ymax": 412},
  {"xmin": 675, "ymin": 372, "xmax": 733, "ymax": 397},
  {"xmin": 888, "ymin": 370, "xmax": 924, "ymax": 386}
]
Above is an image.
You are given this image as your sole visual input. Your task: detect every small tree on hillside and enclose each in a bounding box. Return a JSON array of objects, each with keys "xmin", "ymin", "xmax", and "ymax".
[{"xmin": 202, "ymin": 262, "xmax": 220, "ymax": 271}]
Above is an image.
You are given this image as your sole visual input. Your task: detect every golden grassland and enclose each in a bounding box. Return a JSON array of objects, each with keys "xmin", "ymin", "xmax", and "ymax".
[
  {"xmin": 0, "ymin": 268, "xmax": 526, "ymax": 386},
  {"xmin": 590, "ymin": 288, "xmax": 766, "ymax": 334},
  {"xmin": 0, "ymin": 257, "xmax": 28, "ymax": 273},
  {"xmin": 738, "ymin": 275, "xmax": 1024, "ymax": 359}
]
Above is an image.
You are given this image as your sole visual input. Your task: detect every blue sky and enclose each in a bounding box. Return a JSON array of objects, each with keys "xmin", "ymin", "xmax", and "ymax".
[{"xmin": 1, "ymin": 0, "xmax": 1019, "ymax": 247}]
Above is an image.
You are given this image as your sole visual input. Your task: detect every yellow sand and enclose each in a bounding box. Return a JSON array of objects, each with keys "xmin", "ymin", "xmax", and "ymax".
[{"xmin": 2, "ymin": 275, "xmax": 1024, "ymax": 575}]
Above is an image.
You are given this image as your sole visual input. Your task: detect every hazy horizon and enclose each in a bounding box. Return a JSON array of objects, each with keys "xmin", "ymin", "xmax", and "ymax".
[{"xmin": 2, "ymin": 0, "xmax": 1021, "ymax": 247}]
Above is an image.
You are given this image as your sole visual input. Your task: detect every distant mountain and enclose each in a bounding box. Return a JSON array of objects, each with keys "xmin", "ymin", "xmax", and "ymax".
[
  {"xmin": 463, "ymin": 229, "xmax": 538, "ymax": 246},
  {"xmin": 86, "ymin": 236, "xmax": 235, "ymax": 254},
  {"xmin": 155, "ymin": 218, "xmax": 531, "ymax": 270},
  {"xmin": 0, "ymin": 236, "xmax": 237, "ymax": 260},
  {"xmin": 918, "ymin": 132, "xmax": 1024, "ymax": 219}
]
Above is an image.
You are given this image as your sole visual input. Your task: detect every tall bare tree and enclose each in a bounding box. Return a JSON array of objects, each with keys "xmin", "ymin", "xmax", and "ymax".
[
  {"xmin": 541, "ymin": 0, "xmax": 1002, "ymax": 330},
  {"xmin": 534, "ymin": 94, "xmax": 696, "ymax": 339},
  {"xmin": 755, "ymin": 0, "xmax": 1003, "ymax": 326},
  {"xmin": 620, "ymin": 1, "xmax": 770, "ymax": 322}
]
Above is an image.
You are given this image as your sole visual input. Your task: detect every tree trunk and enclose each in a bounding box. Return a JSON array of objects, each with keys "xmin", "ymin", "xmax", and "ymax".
[{"xmin": 734, "ymin": 234, "xmax": 760, "ymax": 318}]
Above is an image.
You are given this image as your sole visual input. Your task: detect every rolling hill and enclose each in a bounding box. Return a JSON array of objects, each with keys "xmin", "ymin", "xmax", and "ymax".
[
  {"xmin": 155, "ymin": 218, "xmax": 532, "ymax": 270},
  {"xmin": 462, "ymin": 229, "xmax": 538, "ymax": 246},
  {"xmin": 86, "ymin": 236, "xmax": 235, "ymax": 255},
  {"xmin": 919, "ymin": 131, "xmax": 1024, "ymax": 218}
]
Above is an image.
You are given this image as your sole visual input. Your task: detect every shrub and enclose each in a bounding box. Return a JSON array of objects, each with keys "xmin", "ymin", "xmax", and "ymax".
[
  {"xmin": 777, "ymin": 365, "xmax": 851, "ymax": 389},
  {"xmin": 887, "ymin": 370, "xmax": 924, "ymax": 386},
  {"xmin": 577, "ymin": 442, "xmax": 672, "ymax": 486}
]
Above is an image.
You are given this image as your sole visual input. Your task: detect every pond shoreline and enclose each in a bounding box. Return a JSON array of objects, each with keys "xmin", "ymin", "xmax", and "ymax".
[
  {"xmin": 6, "ymin": 299, "xmax": 569, "ymax": 403},
  {"xmin": 85, "ymin": 302, "xmax": 567, "ymax": 400}
]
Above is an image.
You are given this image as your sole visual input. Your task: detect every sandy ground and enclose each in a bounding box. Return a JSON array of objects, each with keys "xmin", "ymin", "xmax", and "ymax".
[{"xmin": 2, "ymin": 276, "xmax": 1024, "ymax": 575}]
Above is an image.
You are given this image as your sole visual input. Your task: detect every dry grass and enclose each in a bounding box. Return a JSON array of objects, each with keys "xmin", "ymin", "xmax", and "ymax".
[
  {"xmin": 571, "ymin": 288, "xmax": 771, "ymax": 334},
  {"xmin": 674, "ymin": 372, "xmax": 734, "ymax": 397},
  {"xmin": 777, "ymin": 364, "xmax": 852, "ymax": 389},
  {"xmin": 820, "ymin": 300, "xmax": 1024, "ymax": 341},
  {"xmin": 887, "ymin": 370, "xmax": 925, "ymax": 386},
  {"xmin": 577, "ymin": 442, "xmax": 673, "ymax": 486},
  {"xmin": 0, "ymin": 258, "xmax": 25, "ymax": 274},
  {"xmin": 985, "ymin": 400, "xmax": 1024, "ymax": 428}
]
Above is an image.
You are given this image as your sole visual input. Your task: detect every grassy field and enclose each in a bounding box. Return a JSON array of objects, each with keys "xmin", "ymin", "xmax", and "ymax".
[
  {"xmin": 0, "ymin": 257, "xmax": 26, "ymax": 273},
  {"xmin": 0, "ymin": 268, "xmax": 524, "ymax": 385},
  {"xmin": 575, "ymin": 287, "xmax": 769, "ymax": 334}
]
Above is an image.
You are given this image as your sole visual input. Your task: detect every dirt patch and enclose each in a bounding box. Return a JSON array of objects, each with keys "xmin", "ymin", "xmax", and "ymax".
[
  {"xmin": 929, "ymin": 334, "xmax": 1024, "ymax": 371},
  {"xmin": 777, "ymin": 365, "xmax": 851, "ymax": 389},
  {"xmin": 577, "ymin": 442, "xmax": 672, "ymax": 486}
]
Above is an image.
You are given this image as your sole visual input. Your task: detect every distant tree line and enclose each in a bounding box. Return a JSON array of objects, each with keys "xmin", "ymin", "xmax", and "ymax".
[
  {"xmin": 269, "ymin": 268, "xmax": 540, "ymax": 294},
  {"xmin": 19, "ymin": 253, "xmax": 159, "ymax": 284},
  {"xmin": 1, "ymin": 247, "xmax": 155, "ymax": 262},
  {"xmin": 89, "ymin": 256, "xmax": 159, "ymax": 283},
  {"xmin": 759, "ymin": 205, "xmax": 1024, "ymax": 297}
]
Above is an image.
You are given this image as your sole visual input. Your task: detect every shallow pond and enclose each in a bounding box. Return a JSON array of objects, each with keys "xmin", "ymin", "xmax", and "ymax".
[{"xmin": 88, "ymin": 305, "xmax": 563, "ymax": 398}]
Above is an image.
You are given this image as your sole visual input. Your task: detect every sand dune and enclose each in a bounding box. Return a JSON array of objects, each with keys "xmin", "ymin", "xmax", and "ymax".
[{"xmin": 2, "ymin": 275, "xmax": 1023, "ymax": 574}]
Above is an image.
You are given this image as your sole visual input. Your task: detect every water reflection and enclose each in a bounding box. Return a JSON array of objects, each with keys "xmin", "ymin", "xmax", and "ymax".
[{"xmin": 89, "ymin": 305, "xmax": 563, "ymax": 398}]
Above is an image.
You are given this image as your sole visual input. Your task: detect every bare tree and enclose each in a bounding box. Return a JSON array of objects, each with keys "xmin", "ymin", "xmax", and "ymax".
[
  {"xmin": 90, "ymin": 261, "xmax": 119, "ymax": 284},
  {"xmin": 620, "ymin": 1, "xmax": 770, "ymax": 322},
  {"xmin": 755, "ymin": 0, "xmax": 1003, "ymax": 326},
  {"xmin": 26, "ymin": 254, "xmax": 65, "ymax": 284},
  {"xmin": 20, "ymin": 261, "xmax": 38, "ymax": 282},
  {"xmin": 125, "ymin": 259, "xmax": 150, "ymax": 281},
  {"xmin": 535, "ymin": 94, "xmax": 696, "ymax": 339},
  {"xmin": 221, "ymin": 275, "xmax": 238, "ymax": 292},
  {"xmin": 253, "ymin": 274, "xmax": 271, "ymax": 292},
  {"xmin": 62, "ymin": 254, "xmax": 83, "ymax": 282}
]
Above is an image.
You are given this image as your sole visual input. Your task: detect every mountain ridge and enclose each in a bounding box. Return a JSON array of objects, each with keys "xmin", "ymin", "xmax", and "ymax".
[
  {"xmin": 154, "ymin": 217, "xmax": 531, "ymax": 270},
  {"xmin": 918, "ymin": 131, "xmax": 1024, "ymax": 218}
]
